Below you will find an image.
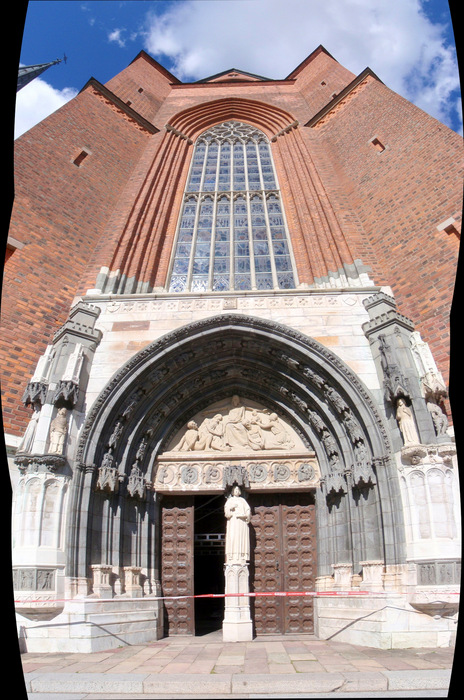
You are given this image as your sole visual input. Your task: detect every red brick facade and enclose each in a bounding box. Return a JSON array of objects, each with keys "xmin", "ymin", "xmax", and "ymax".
[{"xmin": 3, "ymin": 47, "xmax": 462, "ymax": 437}]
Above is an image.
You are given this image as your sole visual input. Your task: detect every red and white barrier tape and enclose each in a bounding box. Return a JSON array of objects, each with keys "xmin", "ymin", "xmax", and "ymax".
[{"xmin": 14, "ymin": 589, "xmax": 460, "ymax": 604}]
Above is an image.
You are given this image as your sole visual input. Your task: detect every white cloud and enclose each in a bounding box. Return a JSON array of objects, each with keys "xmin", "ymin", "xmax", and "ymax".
[
  {"xmin": 142, "ymin": 0, "xmax": 461, "ymax": 132},
  {"xmin": 108, "ymin": 28, "xmax": 126, "ymax": 48},
  {"xmin": 15, "ymin": 78, "xmax": 78, "ymax": 139}
]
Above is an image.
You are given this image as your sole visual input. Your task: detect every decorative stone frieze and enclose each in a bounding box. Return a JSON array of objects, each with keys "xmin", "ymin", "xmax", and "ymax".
[
  {"xmin": 415, "ymin": 559, "xmax": 460, "ymax": 586},
  {"xmin": 13, "ymin": 568, "xmax": 56, "ymax": 592},
  {"xmin": 154, "ymin": 454, "xmax": 320, "ymax": 493}
]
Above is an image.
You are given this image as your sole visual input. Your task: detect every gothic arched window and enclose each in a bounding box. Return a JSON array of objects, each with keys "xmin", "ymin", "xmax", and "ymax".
[{"xmin": 168, "ymin": 121, "xmax": 297, "ymax": 293}]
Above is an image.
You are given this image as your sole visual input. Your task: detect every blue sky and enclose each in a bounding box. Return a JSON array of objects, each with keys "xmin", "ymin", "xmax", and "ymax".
[{"xmin": 15, "ymin": 0, "xmax": 462, "ymax": 137}]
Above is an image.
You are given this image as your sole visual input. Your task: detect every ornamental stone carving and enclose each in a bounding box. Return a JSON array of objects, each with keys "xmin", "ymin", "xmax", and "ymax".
[
  {"xmin": 168, "ymin": 396, "xmax": 299, "ymax": 455},
  {"xmin": 154, "ymin": 455, "xmax": 319, "ymax": 493},
  {"xmin": 250, "ymin": 463, "xmax": 268, "ymax": 482},
  {"xmin": 96, "ymin": 453, "xmax": 122, "ymax": 493},
  {"xmin": 127, "ymin": 464, "xmax": 147, "ymax": 499}
]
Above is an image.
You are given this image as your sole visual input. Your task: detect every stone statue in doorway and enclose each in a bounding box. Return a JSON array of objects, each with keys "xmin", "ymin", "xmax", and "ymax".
[{"xmin": 224, "ymin": 486, "xmax": 251, "ymax": 564}]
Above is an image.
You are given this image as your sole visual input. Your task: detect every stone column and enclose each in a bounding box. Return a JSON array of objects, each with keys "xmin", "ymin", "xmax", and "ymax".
[{"xmin": 222, "ymin": 563, "xmax": 253, "ymax": 642}]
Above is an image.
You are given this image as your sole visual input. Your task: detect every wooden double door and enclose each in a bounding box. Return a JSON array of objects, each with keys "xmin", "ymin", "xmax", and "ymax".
[{"xmin": 160, "ymin": 491, "xmax": 317, "ymax": 636}]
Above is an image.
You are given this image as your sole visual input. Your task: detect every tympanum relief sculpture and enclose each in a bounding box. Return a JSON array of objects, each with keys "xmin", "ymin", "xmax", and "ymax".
[
  {"xmin": 172, "ymin": 395, "xmax": 296, "ymax": 453},
  {"xmin": 155, "ymin": 396, "xmax": 319, "ymax": 493}
]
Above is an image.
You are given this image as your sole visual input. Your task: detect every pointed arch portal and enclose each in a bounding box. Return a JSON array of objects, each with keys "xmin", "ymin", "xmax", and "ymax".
[{"xmin": 70, "ymin": 314, "xmax": 405, "ymax": 634}]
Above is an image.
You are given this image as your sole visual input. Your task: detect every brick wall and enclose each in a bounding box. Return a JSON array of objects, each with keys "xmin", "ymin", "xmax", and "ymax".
[
  {"xmin": 306, "ymin": 77, "xmax": 462, "ymax": 389},
  {"xmin": 2, "ymin": 87, "xmax": 152, "ymax": 436}
]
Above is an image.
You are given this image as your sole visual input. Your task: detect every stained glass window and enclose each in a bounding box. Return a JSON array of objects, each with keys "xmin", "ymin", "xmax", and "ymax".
[{"xmin": 168, "ymin": 121, "xmax": 297, "ymax": 293}]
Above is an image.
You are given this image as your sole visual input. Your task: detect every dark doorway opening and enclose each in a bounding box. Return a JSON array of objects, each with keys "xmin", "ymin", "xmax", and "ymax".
[{"xmin": 194, "ymin": 494, "xmax": 225, "ymax": 635}]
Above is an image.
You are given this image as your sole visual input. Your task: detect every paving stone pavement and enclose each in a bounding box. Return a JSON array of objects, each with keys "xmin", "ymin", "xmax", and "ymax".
[{"xmin": 18, "ymin": 630, "xmax": 457, "ymax": 698}]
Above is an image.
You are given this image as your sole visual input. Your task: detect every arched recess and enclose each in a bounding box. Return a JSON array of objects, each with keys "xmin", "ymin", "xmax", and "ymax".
[
  {"xmin": 69, "ymin": 314, "xmax": 405, "ymax": 590},
  {"xmin": 165, "ymin": 96, "xmax": 298, "ymax": 142}
]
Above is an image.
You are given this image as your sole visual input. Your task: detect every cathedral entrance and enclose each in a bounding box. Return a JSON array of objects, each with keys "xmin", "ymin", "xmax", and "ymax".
[
  {"xmin": 160, "ymin": 490, "xmax": 316, "ymax": 637},
  {"xmin": 157, "ymin": 395, "xmax": 320, "ymax": 637}
]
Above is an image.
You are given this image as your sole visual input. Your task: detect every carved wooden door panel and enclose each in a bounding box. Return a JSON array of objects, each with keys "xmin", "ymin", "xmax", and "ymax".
[
  {"xmin": 281, "ymin": 493, "xmax": 316, "ymax": 634},
  {"xmin": 160, "ymin": 496, "xmax": 195, "ymax": 635},
  {"xmin": 250, "ymin": 492, "xmax": 316, "ymax": 635},
  {"xmin": 250, "ymin": 493, "xmax": 282, "ymax": 634}
]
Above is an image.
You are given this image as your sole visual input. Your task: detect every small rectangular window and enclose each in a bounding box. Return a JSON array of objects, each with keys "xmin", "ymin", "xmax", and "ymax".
[
  {"xmin": 437, "ymin": 218, "xmax": 460, "ymax": 239},
  {"xmin": 370, "ymin": 137, "xmax": 386, "ymax": 153},
  {"xmin": 73, "ymin": 150, "xmax": 89, "ymax": 167}
]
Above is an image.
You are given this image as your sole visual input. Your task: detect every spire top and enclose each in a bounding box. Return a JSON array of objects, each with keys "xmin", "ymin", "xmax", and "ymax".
[{"xmin": 17, "ymin": 57, "xmax": 65, "ymax": 92}]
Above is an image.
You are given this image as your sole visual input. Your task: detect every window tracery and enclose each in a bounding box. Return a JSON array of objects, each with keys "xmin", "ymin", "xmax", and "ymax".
[{"xmin": 168, "ymin": 121, "xmax": 297, "ymax": 293}]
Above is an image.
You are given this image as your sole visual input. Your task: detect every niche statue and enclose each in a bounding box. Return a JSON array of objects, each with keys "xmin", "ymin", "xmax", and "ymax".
[
  {"xmin": 224, "ymin": 486, "xmax": 251, "ymax": 564},
  {"xmin": 48, "ymin": 407, "xmax": 68, "ymax": 454}
]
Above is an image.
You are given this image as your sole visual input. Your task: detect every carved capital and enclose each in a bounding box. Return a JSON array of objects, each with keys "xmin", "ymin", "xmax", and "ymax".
[{"xmin": 14, "ymin": 453, "xmax": 66, "ymax": 473}]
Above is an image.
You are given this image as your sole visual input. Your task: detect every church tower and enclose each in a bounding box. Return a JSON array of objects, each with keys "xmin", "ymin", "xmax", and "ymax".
[{"xmin": 4, "ymin": 46, "xmax": 461, "ymax": 651}]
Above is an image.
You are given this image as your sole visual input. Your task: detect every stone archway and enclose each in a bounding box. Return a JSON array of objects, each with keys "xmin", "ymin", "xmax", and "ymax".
[{"xmin": 69, "ymin": 314, "xmax": 404, "ymax": 609}]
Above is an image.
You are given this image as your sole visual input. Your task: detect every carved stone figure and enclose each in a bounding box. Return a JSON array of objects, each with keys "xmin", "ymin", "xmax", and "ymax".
[
  {"xmin": 17, "ymin": 402, "xmax": 41, "ymax": 453},
  {"xmin": 324, "ymin": 386, "xmax": 349, "ymax": 414},
  {"xmin": 224, "ymin": 395, "xmax": 251, "ymax": 449},
  {"xmin": 48, "ymin": 408, "xmax": 68, "ymax": 454},
  {"xmin": 250, "ymin": 411, "xmax": 294, "ymax": 450},
  {"xmin": 197, "ymin": 414, "xmax": 230, "ymax": 451},
  {"xmin": 396, "ymin": 398, "xmax": 420, "ymax": 445},
  {"xmin": 224, "ymin": 486, "xmax": 251, "ymax": 564},
  {"xmin": 108, "ymin": 420, "xmax": 124, "ymax": 451},
  {"xmin": 427, "ymin": 401, "xmax": 448, "ymax": 436},
  {"xmin": 174, "ymin": 421, "xmax": 200, "ymax": 451}
]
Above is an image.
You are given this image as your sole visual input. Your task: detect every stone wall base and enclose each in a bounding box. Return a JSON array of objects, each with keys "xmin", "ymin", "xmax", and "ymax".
[
  {"xmin": 16, "ymin": 597, "xmax": 163, "ymax": 654},
  {"xmin": 314, "ymin": 593, "xmax": 458, "ymax": 649}
]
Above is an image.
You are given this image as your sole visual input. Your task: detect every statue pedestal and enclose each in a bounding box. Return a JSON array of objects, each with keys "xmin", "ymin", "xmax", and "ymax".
[{"xmin": 222, "ymin": 562, "xmax": 253, "ymax": 642}]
